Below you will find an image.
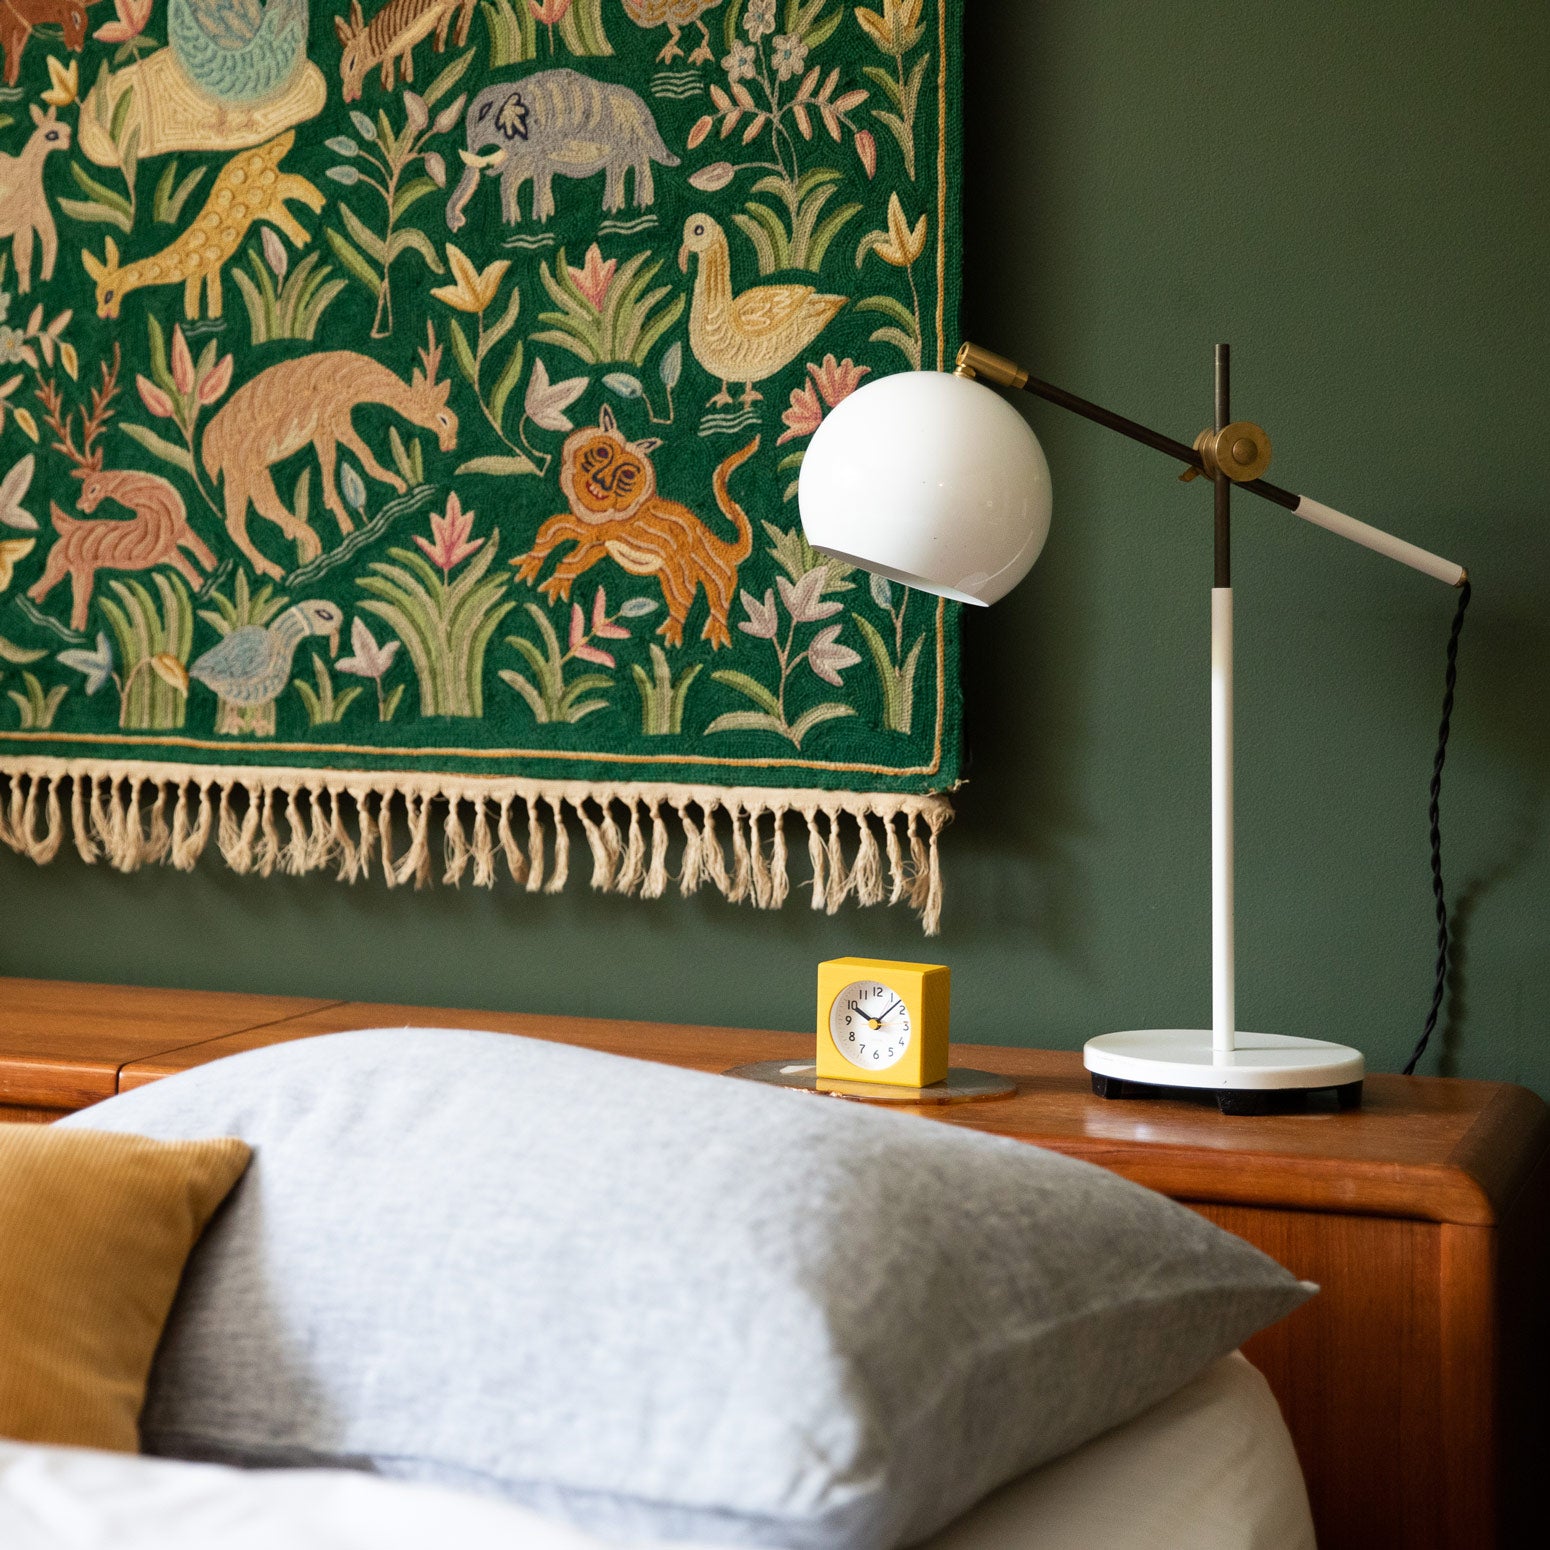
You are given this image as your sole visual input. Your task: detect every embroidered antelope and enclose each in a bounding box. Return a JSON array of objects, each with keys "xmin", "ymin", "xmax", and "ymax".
[
  {"xmin": 0, "ymin": 105, "xmax": 70, "ymax": 294},
  {"xmin": 334, "ymin": 0, "xmax": 477, "ymax": 103},
  {"xmin": 0, "ymin": 0, "xmax": 88, "ymax": 88},
  {"xmin": 27, "ymin": 351, "xmax": 217, "ymax": 631},
  {"xmin": 80, "ymin": 131, "xmax": 325, "ymax": 321},
  {"xmin": 201, "ymin": 333, "xmax": 458, "ymax": 579}
]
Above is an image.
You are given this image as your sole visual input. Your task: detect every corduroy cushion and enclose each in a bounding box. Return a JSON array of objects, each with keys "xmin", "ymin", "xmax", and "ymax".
[{"xmin": 0, "ymin": 1127, "xmax": 250, "ymax": 1452}]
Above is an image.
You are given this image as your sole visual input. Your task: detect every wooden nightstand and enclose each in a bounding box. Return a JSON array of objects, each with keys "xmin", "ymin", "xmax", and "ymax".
[{"xmin": 3, "ymin": 976, "xmax": 1545, "ymax": 1549}]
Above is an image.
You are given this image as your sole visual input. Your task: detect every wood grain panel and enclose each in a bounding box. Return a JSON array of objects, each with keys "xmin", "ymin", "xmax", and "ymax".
[
  {"xmin": 1196, "ymin": 1204, "xmax": 1451, "ymax": 1550},
  {"xmin": 0, "ymin": 977, "xmax": 338, "ymax": 1108},
  {"xmin": 0, "ymin": 1103, "xmax": 65, "ymax": 1124}
]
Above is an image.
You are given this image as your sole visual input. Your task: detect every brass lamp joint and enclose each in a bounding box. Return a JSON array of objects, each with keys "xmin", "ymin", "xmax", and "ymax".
[
  {"xmin": 955, "ymin": 342, "xmax": 1029, "ymax": 390},
  {"xmin": 1180, "ymin": 421, "xmax": 1273, "ymax": 484}
]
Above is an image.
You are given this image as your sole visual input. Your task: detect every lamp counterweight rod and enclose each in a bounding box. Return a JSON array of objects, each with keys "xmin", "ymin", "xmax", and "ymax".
[
  {"xmin": 1213, "ymin": 345, "xmax": 1236, "ymax": 1057},
  {"xmin": 955, "ymin": 343, "xmax": 1466, "ymax": 588}
]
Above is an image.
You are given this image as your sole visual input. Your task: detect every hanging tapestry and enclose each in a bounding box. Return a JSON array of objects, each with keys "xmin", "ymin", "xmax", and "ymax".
[{"xmin": 0, "ymin": 0, "xmax": 962, "ymax": 931}]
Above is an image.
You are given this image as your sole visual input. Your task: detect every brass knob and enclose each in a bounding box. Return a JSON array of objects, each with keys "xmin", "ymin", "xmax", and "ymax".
[{"xmin": 1182, "ymin": 420, "xmax": 1273, "ymax": 484}]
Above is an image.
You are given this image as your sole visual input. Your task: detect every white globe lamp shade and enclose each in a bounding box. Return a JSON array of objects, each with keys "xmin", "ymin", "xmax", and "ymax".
[{"xmin": 798, "ymin": 370, "xmax": 1052, "ymax": 605}]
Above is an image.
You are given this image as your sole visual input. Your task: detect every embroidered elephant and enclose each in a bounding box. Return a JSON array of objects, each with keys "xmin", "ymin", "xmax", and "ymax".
[{"xmin": 445, "ymin": 69, "xmax": 679, "ymax": 230}]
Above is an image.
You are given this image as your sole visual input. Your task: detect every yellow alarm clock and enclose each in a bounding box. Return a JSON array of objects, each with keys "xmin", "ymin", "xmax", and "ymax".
[{"xmin": 816, "ymin": 957, "xmax": 950, "ymax": 1089}]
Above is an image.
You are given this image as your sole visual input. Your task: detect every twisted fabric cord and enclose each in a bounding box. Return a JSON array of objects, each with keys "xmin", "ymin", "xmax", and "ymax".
[{"xmin": 1403, "ymin": 578, "xmax": 1471, "ymax": 1076}]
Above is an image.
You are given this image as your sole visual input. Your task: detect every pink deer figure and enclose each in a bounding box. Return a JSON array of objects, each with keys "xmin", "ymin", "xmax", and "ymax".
[
  {"xmin": 0, "ymin": 105, "xmax": 71, "ymax": 294},
  {"xmin": 27, "ymin": 352, "xmax": 218, "ymax": 631}
]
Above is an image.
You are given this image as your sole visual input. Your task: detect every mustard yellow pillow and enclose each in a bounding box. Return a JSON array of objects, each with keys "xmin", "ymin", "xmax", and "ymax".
[{"xmin": 0, "ymin": 1126, "xmax": 250, "ymax": 1451}]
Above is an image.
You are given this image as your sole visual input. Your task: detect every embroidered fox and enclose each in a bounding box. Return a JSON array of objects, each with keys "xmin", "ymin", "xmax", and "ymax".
[
  {"xmin": 81, "ymin": 132, "xmax": 324, "ymax": 320},
  {"xmin": 201, "ymin": 339, "xmax": 458, "ymax": 580}
]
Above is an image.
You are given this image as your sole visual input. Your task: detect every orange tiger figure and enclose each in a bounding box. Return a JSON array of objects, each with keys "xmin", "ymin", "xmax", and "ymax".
[{"xmin": 514, "ymin": 408, "xmax": 758, "ymax": 649}]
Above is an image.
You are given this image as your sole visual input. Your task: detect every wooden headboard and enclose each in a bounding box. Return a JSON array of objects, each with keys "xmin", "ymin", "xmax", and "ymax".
[{"xmin": 3, "ymin": 977, "xmax": 1546, "ymax": 1548}]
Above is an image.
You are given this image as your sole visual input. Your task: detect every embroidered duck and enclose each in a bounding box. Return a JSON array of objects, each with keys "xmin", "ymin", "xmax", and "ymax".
[
  {"xmin": 190, "ymin": 598, "xmax": 342, "ymax": 735},
  {"xmin": 678, "ymin": 214, "xmax": 846, "ymax": 409},
  {"xmin": 168, "ymin": 0, "xmax": 310, "ymax": 110}
]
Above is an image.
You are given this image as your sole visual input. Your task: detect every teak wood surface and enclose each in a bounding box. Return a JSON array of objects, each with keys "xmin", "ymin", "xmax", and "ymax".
[{"xmin": 1, "ymin": 976, "xmax": 1544, "ymax": 1550}]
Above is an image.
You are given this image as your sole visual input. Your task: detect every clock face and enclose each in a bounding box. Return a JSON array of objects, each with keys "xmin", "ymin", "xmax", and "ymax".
[{"xmin": 829, "ymin": 979, "xmax": 913, "ymax": 1071}]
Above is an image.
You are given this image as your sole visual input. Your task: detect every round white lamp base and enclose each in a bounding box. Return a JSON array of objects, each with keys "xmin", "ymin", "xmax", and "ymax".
[{"xmin": 1083, "ymin": 1030, "xmax": 1365, "ymax": 1115}]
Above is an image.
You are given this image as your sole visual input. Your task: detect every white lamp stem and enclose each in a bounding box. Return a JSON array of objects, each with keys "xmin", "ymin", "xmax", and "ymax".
[{"xmin": 1212, "ymin": 586, "xmax": 1236, "ymax": 1054}]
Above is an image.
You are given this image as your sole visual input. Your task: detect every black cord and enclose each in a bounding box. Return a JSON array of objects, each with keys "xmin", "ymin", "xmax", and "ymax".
[{"xmin": 1403, "ymin": 578, "xmax": 1472, "ymax": 1076}]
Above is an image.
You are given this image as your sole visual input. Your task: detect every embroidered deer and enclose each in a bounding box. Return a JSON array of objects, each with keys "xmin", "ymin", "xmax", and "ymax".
[
  {"xmin": 80, "ymin": 131, "xmax": 325, "ymax": 321},
  {"xmin": 334, "ymin": 0, "xmax": 477, "ymax": 103},
  {"xmin": 0, "ymin": 0, "xmax": 88, "ymax": 87},
  {"xmin": 200, "ymin": 331, "xmax": 458, "ymax": 579},
  {"xmin": 0, "ymin": 105, "xmax": 70, "ymax": 294},
  {"xmin": 27, "ymin": 350, "xmax": 217, "ymax": 631}
]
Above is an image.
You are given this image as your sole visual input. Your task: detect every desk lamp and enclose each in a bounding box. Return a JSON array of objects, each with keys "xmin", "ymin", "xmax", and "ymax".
[{"xmin": 797, "ymin": 343, "xmax": 1470, "ymax": 1113}]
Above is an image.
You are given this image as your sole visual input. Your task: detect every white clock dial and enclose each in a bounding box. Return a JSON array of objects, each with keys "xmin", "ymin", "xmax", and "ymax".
[{"xmin": 829, "ymin": 979, "xmax": 913, "ymax": 1071}]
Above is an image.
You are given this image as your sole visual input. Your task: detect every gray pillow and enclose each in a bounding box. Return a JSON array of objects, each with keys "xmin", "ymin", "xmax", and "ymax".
[{"xmin": 64, "ymin": 1030, "xmax": 1311, "ymax": 1550}]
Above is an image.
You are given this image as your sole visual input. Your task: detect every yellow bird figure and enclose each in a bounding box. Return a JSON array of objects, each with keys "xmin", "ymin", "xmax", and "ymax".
[
  {"xmin": 678, "ymin": 214, "xmax": 846, "ymax": 410},
  {"xmin": 622, "ymin": 0, "xmax": 722, "ymax": 66}
]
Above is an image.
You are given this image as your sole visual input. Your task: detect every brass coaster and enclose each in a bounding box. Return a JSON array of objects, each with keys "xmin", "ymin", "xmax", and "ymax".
[{"xmin": 725, "ymin": 1061, "xmax": 1017, "ymax": 1105}]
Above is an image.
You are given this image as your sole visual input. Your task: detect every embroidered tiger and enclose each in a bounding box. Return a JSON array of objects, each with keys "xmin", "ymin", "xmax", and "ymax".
[{"xmin": 514, "ymin": 407, "xmax": 759, "ymax": 649}]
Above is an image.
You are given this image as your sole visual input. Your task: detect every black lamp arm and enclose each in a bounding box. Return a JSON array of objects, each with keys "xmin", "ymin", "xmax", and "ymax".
[{"xmin": 954, "ymin": 342, "xmax": 1302, "ymax": 513}]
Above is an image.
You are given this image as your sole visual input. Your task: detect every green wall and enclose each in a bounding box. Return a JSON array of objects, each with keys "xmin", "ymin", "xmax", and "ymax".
[{"xmin": 4, "ymin": 2, "xmax": 1547, "ymax": 1093}]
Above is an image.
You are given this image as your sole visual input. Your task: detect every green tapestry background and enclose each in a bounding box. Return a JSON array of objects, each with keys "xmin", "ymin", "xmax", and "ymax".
[{"xmin": 0, "ymin": 0, "xmax": 961, "ymax": 796}]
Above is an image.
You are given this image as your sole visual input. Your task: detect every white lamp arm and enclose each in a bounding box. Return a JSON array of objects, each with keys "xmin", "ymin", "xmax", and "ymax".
[
  {"xmin": 953, "ymin": 342, "xmax": 1467, "ymax": 590},
  {"xmin": 1292, "ymin": 497, "xmax": 1465, "ymax": 588}
]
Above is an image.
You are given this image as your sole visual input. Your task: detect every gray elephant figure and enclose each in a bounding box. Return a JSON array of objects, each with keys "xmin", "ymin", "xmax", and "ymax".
[{"xmin": 446, "ymin": 69, "xmax": 680, "ymax": 230}]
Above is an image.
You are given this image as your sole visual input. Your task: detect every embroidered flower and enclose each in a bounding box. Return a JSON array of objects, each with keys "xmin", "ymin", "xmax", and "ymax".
[
  {"xmin": 777, "ymin": 379, "xmax": 823, "ymax": 445},
  {"xmin": 94, "ymin": 0, "xmax": 152, "ymax": 44},
  {"xmin": 414, "ymin": 493, "xmax": 484, "ymax": 573},
  {"xmin": 855, "ymin": 0, "xmax": 924, "ymax": 55},
  {"xmin": 59, "ymin": 633, "xmax": 114, "ymax": 694},
  {"xmin": 430, "ymin": 244, "xmax": 510, "ymax": 314},
  {"xmin": 590, "ymin": 586, "xmax": 629, "ymax": 641},
  {"xmin": 856, "ymin": 192, "xmax": 928, "ymax": 267},
  {"xmin": 337, "ymin": 617, "xmax": 401, "ymax": 682},
  {"xmin": 737, "ymin": 588, "xmax": 779, "ymax": 641},
  {"xmin": 807, "ymin": 623, "xmax": 861, "ymax": 686},
  {"xmin": 42, "ymin": 57, "xmax": 78, "ymax": 108},
  {"xmin": 744, "ymin": 0, "xmax": 777, "ymax": 41},
  {"xmin": 0, "ymin": 537, "xmax": 34, "ymax": 593},
  {"xmin": 778, "ymin": 568, "xmax": 843, "ymax": 625},
  {"xmin": 567, "ymin": 243, "xmax": 617, "ymax": 309},
  {"xmin": 722, "ymin": 40, "xmax": 756, "ymax": 81},
  {"xmin": 0, "ymin": 328, "xmax": 28, "ymax": 366},
  {"xmin": 770, "ymin": 33, "xmax": 808, "ymax": 80},
  {"xmin": 530, "ymin": 0, "xmax": 574, "ymax": 24},
  {"xmin": 778, "ymin": 356, "xmax": 870, "ymax": 444},
  {"xmin": 810, "ymin": 355, "xmax": 869, "ymax": 409}
]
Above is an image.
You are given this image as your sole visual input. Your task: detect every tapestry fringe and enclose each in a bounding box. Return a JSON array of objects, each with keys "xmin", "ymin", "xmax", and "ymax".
[{"xmin": 0, "ymin": 760, "xmax": 952, "ymax": 934}]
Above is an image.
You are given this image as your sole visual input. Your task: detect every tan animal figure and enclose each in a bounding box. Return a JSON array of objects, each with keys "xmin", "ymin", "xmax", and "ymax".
[
  {"xmin": 201, "ymin": 341, "xmax": 458, "ymax": 579},
  {"xmin": 335, "ymin": 0, "xmax": 477, "ymax": 103},
  {"xmin": 514, "ymin": 407, "xmax": 757, "ymax": 649},
  {"xmin": 621, "ymin": 0, "xmax": 722, "ymax": 65},
  {"xmin": 81, "ymin": 132, "xmax": 325, "ymax": 320},
  {"xmin": 0, "ymin": 106, "xmax": 71, "ymax": 294},
  {"xmin": 678, "ymin": 213, "xmax": 845, "ymax": 408},
  {"xmin": 27, "ymin": 354, "xmax": 217, "ymax": 631}
]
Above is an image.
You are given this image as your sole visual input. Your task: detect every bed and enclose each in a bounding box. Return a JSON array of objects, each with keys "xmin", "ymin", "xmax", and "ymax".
[
  {"xmin": 1, "ymin": 1026, "xmax": 1318, "ymax": 1550},
  {"xmin": 0, "ymin": 1355, "xmax": 1310, "ymax": 1550}
]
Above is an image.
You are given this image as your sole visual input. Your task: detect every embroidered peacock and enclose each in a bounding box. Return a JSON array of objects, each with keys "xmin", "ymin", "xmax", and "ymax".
[
  {"xmin": 169, "ymin": 0, "xmax": 310, "ymax": 106},
  {"xmin": 189, "ymin": 599, "xmax": 343, "ymax": 735}
]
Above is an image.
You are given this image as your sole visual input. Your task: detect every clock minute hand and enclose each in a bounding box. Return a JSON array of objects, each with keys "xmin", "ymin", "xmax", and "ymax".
[{"xmin": 877, "ymin": 997, "xmax": 904, "ymax": 1024}]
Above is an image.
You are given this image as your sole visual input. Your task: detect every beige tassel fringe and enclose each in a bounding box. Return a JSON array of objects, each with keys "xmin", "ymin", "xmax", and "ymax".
[{"xmin": 0, "ymin": 759, "xmax": 954, "ymax": 934}]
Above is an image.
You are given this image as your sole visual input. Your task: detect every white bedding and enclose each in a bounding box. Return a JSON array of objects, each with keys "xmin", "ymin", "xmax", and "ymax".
[{"xmin": 0, "ymin": 1354, "xmax": 1312, "ymax": 1550}]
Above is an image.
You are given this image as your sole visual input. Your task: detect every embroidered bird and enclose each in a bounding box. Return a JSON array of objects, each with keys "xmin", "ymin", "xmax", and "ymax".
[
  {"xmin": 168, "ymin": 0, "xmax": 309, "ymax": 107},
  {"xmin": 622, "ymin": 0, "xmax": 722, "ymax": 65},
  {"xmin": 678, "ymin": 213, "xmax": 846, "ymax": 409},
  {"xmin": 189, "ymin": 599, "xmax": 343, "ymax": 735}
]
